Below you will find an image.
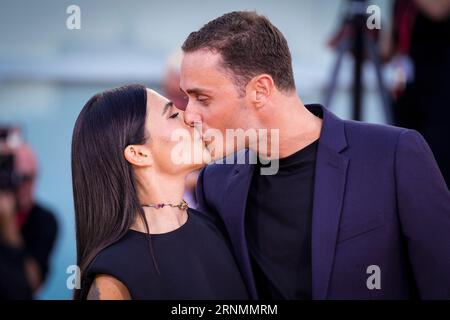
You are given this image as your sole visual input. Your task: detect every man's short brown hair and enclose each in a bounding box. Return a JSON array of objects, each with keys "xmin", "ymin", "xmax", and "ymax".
[{"xmin": 182, "ymin": 11, "xmax": 296, "ymax": 95}]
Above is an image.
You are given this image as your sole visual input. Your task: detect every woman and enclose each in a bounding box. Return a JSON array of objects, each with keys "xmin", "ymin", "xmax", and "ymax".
[{"xmin": 71, "ymin": 84, "xmax": 248, "ymax": 300}]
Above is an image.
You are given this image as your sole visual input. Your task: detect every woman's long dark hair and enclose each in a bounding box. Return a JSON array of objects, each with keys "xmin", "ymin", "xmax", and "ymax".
[{"xmin": 71, "ymin": 84, "xmax": 156, "ymax": 299}]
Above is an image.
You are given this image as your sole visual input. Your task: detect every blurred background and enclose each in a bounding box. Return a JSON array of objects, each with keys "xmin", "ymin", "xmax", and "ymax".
[{"xmin": 0, "ymin": 0, "xmax": 449, "ymax": 299}]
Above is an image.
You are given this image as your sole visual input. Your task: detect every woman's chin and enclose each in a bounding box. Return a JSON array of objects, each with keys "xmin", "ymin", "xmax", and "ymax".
[
  {"xmin": 182, "ymin": 149, "xmax": 211, "ymax": 171},
  {"xmin": 182, "ymin": 161, "xmax": 206, "ymax": 175},
  {"xmin": 191, "ymin": 162, "xmax": 207, "ymax": 171}
]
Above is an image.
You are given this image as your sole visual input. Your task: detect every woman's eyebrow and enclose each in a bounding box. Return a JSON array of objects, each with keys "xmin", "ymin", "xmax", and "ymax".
[{"xmin": 162, "ymin": 101, "xmax": 173, "ymax": 116}]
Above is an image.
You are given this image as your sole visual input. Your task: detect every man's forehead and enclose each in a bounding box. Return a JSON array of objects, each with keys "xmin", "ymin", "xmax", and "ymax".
[
  {"xmin": 181, "ymin": 49, "xmax": 223, "ymax": 71},
  {"xmin": 14, "ymin": 144, "xmax": 38, "ymax": 174},
  {"xmin": 180, "ymin": 50, "xmax": 230, "ymax": 91}
]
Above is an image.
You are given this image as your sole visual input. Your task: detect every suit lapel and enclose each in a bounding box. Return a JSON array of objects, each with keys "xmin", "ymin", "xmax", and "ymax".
[
  {"xmin": 311, "ymin": 145, "xmax": 348, "ymax": 299},
  {"xmin": 308, "ymin": 105, "xmax": 349, "ymax": 299},
  {"xmin": 220, "ymin": 151, "xmax": 258, "ymax": 299}
]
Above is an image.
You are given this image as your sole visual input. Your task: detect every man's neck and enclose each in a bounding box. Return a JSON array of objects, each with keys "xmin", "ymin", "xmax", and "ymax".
[{"xmin": 252, "ymin": 95, "xmax": 322, "ymax": 159}]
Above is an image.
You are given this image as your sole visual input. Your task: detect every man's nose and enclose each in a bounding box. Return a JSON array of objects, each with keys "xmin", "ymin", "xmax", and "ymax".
[{"xmin": 183, "ymin": 105, "xmax": 202, "ymax": 127}]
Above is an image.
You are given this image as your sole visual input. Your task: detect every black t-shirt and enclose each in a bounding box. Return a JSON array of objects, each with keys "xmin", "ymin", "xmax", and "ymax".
[
  {"xmin": 245, "ymin": 139, "xmax": 319, "ymax": 300},
  {"xmin": 0, "ymin": 243, "xmax": 32, "ymax": 300},
  {"xmin": 82, "ymin": 208, "xmax": 249, "ymax": 300}
]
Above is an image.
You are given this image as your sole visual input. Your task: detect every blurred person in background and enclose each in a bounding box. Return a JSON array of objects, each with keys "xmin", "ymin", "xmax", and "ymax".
[
  {"xmin": 0, "ymin": 127, "xmax": 58, "ymax": 299},
  {"xmin": 162, "ymin": 49, "xmax": 199, "ymax": 208},
  {"xmin": 386, "ymin": 0, "xmax": 450, "ymax": 188},
  {"xmin": 162, "ymin": 49, "xmax": 188, "ymax": 111}
]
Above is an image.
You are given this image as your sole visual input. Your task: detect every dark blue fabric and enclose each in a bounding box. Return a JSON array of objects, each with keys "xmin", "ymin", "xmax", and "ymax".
[{"xmin": 195, "ymin": 104, "xmax": 450, "ymax": 299}]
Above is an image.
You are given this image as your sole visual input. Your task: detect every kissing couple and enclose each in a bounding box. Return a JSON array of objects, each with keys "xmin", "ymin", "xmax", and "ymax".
[{"xmin": 72, "ymin": 11, "xmax": 450, "ymax": 300}]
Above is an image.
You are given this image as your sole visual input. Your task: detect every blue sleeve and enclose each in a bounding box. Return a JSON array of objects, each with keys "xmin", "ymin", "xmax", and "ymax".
[{"xmin": 395, "ymin": 129, "xmax": 450, "ymax": 298}]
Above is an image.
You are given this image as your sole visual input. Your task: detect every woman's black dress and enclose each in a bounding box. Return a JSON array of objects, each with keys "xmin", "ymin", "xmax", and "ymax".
[{"xmin": 81, "ymin": 208, "xmax": 249, "ymax": 300}]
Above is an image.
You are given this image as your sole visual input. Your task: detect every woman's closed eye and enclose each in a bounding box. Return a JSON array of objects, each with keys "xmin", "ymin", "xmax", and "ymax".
[{"xmin": 169, "ymin": 112, "xmax": 179, "ymax": 119}]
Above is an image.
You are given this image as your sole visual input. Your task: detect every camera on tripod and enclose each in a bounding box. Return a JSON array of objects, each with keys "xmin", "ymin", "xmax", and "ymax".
[
  {"xmin": 0, "ymin": 127, "xmax": 24, "ymax": 192},
  {"xmin": 325, "ymin": 0, "xmax": 391, "ymax": 123}
]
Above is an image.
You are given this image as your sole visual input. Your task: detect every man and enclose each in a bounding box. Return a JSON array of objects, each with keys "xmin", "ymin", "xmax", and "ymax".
[
  {"xmin": 0, "ymin": 130, "xmax": 58, "ymax": 298},
  {"xmin": 178, "ymin": 11, "xmax": 450, "ymax": 299}
]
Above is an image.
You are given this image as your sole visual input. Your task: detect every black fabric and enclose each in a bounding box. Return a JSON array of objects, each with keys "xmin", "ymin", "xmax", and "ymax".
[
  {"xmin": 245, "ymin": 139, "xmax": 318, "ymax": 299},
  {"xmin": 393, "ymin": 12, "xmax": 450, "ymax": 188},
  {"xmin": 21, "ymin": 204, "xmax": 58, "ymax": 281},
  {"xmin": 0, "ymin": 203, "xmax": 57, "ymax": 299},
  {"xmin": 0, "ymin": 244, "xmax": 32, "ymax": 300},
  {"xmin": 82, "ymin": 208, "xmax": 249, "ymax": 300}
]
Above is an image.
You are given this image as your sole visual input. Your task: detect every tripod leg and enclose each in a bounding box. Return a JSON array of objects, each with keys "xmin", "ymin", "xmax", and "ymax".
[
  {"xmin": 324, "ymin": 35, "xmax": 352, "ymax": 109},
  {"xmin": 365, "ymin": 35, "xmax": 393, "ymax": 124},
  {"xmin": 353, "ymin": 17, "xmax": 365, "ymax": 121}
]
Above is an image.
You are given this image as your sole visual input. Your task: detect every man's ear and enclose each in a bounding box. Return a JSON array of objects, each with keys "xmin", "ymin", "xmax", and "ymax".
[
  {"xmin": 246, "ymin": 74, "xmax": 275, "ymax": 108},
  {"xmin": 124, "ymin": 145, "xmax": 152, "ymax": 167}
]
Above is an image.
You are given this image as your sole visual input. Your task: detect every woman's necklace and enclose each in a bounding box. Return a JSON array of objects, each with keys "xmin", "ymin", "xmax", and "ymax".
[{"xmin": 142, "ymin": 199, "xmax": 188, "ymax": 210}]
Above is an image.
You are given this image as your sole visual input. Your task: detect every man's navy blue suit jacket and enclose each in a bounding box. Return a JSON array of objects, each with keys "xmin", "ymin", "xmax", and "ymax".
[{"xmin": 195, "ymin": 104, "xmax": 450, "ymax": 299}]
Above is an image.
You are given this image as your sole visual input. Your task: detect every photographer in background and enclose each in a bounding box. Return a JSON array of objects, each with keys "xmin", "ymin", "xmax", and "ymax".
[{"xmin": 0, "ymin": 127, "xmax": 58, "ymax": 299}]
